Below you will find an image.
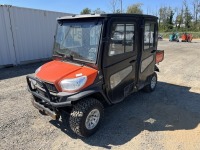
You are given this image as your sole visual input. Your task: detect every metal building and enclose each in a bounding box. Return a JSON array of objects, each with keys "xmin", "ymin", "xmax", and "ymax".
[{"xmin": 0, "ymin": 5, "xmax": 71, "ymax": 67}]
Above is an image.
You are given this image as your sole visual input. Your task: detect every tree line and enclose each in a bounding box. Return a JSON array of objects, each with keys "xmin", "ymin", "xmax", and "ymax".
[
  {"xmin": 80, "ymin": 0, "xmax": 200, "ymax": 32},
  {"xmin": 80, "ymin": 3, "xmax": 143, "ymax": 15},
  {"xmin": 158, "ymin": 0, "xmax": 200, "ymax": 32}
]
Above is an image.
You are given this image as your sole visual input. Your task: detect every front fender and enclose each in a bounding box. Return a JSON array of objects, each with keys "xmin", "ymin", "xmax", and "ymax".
[{"xmin": 58, "ymin": 87, "xmax": 111, "ymax": 105}]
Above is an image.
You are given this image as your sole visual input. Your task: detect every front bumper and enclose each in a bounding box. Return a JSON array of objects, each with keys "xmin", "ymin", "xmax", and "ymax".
[
  {"xmin": 31, "ymin": 98, "xmax": 59, "ymax": 119},
  {"xmin": 27, "ymin": 75, "xmax": 72, "ymax": 108}
]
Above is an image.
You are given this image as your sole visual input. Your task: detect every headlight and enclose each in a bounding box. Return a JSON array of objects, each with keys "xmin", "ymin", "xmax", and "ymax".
[
  {"xmin": 35, "ymin": 66, "xmax": 41, "ymax": 74},
  {"xmin": 60, "ymin": 76, "xmax": 87, "ymax": 92}
]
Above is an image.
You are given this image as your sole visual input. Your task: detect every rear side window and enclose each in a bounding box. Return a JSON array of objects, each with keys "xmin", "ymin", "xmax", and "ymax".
[
  {"xmin": 144, "ymin": 23, "xmax": 155, "ymax": 50},
  {"xmin": 109, "ymin": 23, "xmax": 135, "ymax": 56}
]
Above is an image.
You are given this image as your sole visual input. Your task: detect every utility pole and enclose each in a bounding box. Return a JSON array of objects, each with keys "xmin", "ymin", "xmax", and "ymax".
[{"xmin": 120, "ymin": 0, "xmax": 122, "ymax": 13}]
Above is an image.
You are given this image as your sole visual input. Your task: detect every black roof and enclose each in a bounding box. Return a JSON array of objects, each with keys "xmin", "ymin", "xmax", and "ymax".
[{"xmin": 57, "ymin": 13, "xmax": 158, "ymax": 20}]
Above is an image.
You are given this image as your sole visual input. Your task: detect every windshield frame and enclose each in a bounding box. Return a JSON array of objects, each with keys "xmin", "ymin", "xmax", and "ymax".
[{"xmin": 53, "ymin": 19, "xmax": 103, "ymax": 65}]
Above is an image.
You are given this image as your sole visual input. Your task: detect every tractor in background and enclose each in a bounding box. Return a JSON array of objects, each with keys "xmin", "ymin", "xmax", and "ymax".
[{"xmin": 169, "ymin": 32, "xmax": 179, "ymax": 42}]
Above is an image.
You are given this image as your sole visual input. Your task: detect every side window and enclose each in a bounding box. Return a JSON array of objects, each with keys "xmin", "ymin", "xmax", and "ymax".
[
  {"xmin": 125, "ymin": 24, "xmax": 135, "ymax": 52},
  {"xmin": 109, "ymin": 23, "xmax": 135, "ymax": 56},
  {"xmin": 149, "ymin": 24, "xmax": 155, "ymax": 47},
  {"xmin": 144, "ymin": 23, "xmax": 155, "ymax": 50}
]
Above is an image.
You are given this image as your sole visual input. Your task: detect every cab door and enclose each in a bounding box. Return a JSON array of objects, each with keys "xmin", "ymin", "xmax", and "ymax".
[
  {"xmin": 139, "ymin": 19, "xmax": 158, "ymax": 86},
  {"xmin": 103, "ymin": 18, "xmax": 138, "ymax": 103}
]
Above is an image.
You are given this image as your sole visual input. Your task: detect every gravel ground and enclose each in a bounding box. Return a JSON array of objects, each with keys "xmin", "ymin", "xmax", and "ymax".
[{"xmin": 0, "ymin": 40, "xmax": 200, "ymax": 150}]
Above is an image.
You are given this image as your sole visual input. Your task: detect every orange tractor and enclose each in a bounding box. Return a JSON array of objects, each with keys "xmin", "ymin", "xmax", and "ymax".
[{"xmin": 181, "ymin": 33, "xmax": 193, "ymax": 42}]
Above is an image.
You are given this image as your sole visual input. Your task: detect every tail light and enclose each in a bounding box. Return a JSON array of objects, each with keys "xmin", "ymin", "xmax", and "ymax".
[{"xmin": 156, "ymin": 50, "xmax": 164, "ymax": 64}]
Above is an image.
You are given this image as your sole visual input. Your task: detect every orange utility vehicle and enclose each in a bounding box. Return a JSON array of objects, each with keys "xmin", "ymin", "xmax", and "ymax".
[
  {"xmin": 181, "ymin": 33, "xmax": 193, "ymax": 42},
  {"xmin": 27, "ymin": 14, "xmax": 164, "ymax": 137}
]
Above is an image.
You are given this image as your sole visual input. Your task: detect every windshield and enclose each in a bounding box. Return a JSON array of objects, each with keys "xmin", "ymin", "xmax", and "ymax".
[{"xmin": 53, "ymin": 21, "xmax": 102, "ymax": 63}]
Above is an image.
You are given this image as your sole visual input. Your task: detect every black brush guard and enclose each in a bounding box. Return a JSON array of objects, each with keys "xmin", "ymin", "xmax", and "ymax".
[{"xmin": 26, "ymin": 75, "xmax": 71, "ymax": 119}]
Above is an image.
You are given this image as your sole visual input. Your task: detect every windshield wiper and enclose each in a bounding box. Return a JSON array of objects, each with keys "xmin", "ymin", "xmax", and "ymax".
[
  {"xmin": 54, "ymin": 50, "xmax": 74, "ymax": 61},
  {"xmin": 54, "ymin": 50, "xmax": 94, "ymax": 64},
  {"xmin": 52, "ymin": 53, "xmax": 63, "ymax": 58},
  {"xmin": 63, "ymin": 54, "xmax": 73, "ymax": 61},
  {"xmin": 54, "ymin": 50, "xmax": 64, "ymax": 56}
]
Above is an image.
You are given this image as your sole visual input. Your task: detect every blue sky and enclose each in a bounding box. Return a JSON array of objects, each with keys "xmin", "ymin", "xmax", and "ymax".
[{"xmin": 0, "ymin": 0, "xmax": 185, "ymax": 14}]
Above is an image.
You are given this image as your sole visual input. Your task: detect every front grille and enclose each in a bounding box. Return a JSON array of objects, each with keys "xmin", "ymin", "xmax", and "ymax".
[
  {"xmin": 44, "ymin": 82, "xmax": 58, "ymax": 93},
  {"xmin": 35, "ymin": 80, "xmax": 58, "ymax": 93},
  {"xmin": 36, "ymin": 88, "xmax": 59, "ymax": 102}
]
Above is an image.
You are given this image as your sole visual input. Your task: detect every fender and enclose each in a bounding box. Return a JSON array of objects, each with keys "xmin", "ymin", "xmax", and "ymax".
[{"xmin": 59, "ymin": 87, "xmax": 112, "ymax": 105}]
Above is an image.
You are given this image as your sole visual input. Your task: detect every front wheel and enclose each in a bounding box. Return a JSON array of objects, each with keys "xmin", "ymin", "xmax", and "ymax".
[
  {"xmin": 142, "ymin": 72, "xmax": 157, "ymax": 92},
  {"xmin": 69, "ymin": 98, "xmax": 104, "ymax": 137}
]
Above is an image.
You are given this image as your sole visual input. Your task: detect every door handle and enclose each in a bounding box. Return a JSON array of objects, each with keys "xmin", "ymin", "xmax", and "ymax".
[{"xmin": 129, "ymin": 60, "xmax": 136, "ymax": 63}]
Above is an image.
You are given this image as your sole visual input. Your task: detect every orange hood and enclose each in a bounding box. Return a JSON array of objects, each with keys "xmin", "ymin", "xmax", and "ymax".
[{"xmin": 36, "ymin": 60, "xmax": 98, "ymax": 91}]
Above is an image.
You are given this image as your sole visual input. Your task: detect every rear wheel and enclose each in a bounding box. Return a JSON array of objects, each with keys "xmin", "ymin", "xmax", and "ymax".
[
  {"xmin": 69, "ymin": 98, "xmax": 104, "ymax": 137},
  {"xmin": 143, "ymin": 72, "xmax": 157, "ymax": 92}
]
